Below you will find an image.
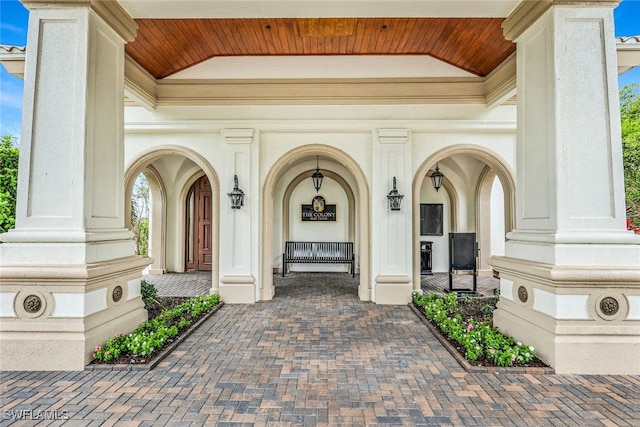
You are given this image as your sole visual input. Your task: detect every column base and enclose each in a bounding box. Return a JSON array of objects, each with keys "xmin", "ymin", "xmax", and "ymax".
[
  {"xmin": 0, "ymin": 256, "xmax": 150, "ymax": 371},
  {"xmin": 375, "ymin": 275, "xmax": 412, "ymax": 305},
  {"xmin": 489, "ymin": 256, "xmax": 640, "ymax": 374},
  {"xmin": 220, "ymin": 275, "xmax": 255, "ymax": 303}
]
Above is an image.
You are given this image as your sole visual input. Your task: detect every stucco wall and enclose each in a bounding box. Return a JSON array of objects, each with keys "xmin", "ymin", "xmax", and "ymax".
[{"xmin": 124, "ymin": 103, "xmax": 516, "ymax": 284}]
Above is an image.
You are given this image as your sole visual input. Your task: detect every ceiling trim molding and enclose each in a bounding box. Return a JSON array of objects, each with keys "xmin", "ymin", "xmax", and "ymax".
[
  {"xmin": 124, "ymin": 54, "xmax": 157, "ymax": 109},
  {"xmin": 152, "ymin": 78, "xmax": 487, "ymax": 106},
  {"xmin": 484, "ymin": 53, "xmax": 517, "ymax": 108}
]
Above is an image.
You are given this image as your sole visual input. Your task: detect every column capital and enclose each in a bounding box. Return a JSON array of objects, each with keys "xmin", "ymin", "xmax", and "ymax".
[
  {"xmin": 22, "ymin": 0, "xmax": 137, "ymax": 42},
  {"xmin": 222, "ymin": 128, "xmax": 255, "ymax": 144},
  {"xmin": 377, "ymin": 128, "xmax": 410, "ymax": 144},
  {"xmin": 503, "ymin": 0, "xmax": 620, "ymax": 42}
]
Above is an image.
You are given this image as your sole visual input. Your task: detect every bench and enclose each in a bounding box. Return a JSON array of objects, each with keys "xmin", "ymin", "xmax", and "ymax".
[{"xmin": 283, "ymin": 241, "xmax": 355, "ymax": 277}]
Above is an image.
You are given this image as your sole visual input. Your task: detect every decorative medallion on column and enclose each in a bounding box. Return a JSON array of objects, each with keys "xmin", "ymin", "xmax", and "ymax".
[
  {"xmin": 15, "ymin": 290, "xmax": 49, "ymax": 319},
  {"xmin": 23, "ymin": 295, "xmax": 42, "ymax": 313},
  {"xmin": 517, "ymin": 286, "xmax": 528, "ymax": 303},
  {"xmin": 591, "ymin": 293, "xmax": 627, "ymax": 321},
  {"xmin": 112, "ymin": 286, "xmax": 123, "ymax": 303}
]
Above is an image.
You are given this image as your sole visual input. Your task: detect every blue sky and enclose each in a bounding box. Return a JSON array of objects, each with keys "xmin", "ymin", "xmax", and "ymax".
[{"xmin": 1, "ymin": 0, "xmax": 640, "ymax": 140}]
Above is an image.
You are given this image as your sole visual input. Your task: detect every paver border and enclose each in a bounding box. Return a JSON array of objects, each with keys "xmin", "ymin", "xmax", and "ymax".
[
  {"xmin": 408, "ymin": 303, "xmax": 555, "ymax": 374},
  {"xmin": 85, "ymin": 302, "xmax": 224, "ymax": 372}
]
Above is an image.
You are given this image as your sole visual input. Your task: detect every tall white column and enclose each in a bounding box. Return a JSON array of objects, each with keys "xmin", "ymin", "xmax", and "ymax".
[
  {"xmin": 490, "ymin": 0, "xmax": 640, "ymax": 374},
  {"xmin": 0, "ymin": 1, "xmax": 148, "ymax": 371},
  {"xmin": 372, "ymin": 129, "xmax": 413, "ymax": 304},
  {"xmin": 219, "ymin": 129, "xmax": 257, "ymax": 303}
]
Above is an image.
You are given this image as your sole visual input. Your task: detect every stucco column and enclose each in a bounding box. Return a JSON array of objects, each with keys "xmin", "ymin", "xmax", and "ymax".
[
  {"xmin": 490, "ymin": 0, "xmax": 640, "ymax": 374},
  {"xmin": 0, "ymin": 1, "xmax": 149, "ymax": 370},
  {"xmin": 372, "ymin": 129, "xmax": 413, "ymax": 304},
  {"xmin": 219, "ymin": 129, "xmax": 257, "ymax": 303}
]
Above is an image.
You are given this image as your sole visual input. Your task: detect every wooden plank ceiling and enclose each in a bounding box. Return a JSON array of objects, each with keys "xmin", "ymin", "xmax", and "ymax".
[{"xmin": 126, "ymin": 18, "xmax": 515, "ymax": 79}]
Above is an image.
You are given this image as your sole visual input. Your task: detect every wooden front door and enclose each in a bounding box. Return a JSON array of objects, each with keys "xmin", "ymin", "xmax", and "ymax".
[{"xmin": 185, "ymin": 176, "xmax": 212, "ymax": 271}]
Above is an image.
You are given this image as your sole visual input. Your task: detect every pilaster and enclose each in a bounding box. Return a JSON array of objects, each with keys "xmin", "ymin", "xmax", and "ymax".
[
  {"xmin": 219, "ymin": 129, "xmax": 257, "ymax": 303},
  {"xmin": 372, "ymin": 129, "xmax": 412, "ymax": 304}
]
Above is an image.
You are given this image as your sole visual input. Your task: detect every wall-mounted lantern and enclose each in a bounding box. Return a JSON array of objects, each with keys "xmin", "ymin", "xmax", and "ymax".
[
  {"xmin": 311, "ymin": 155, "xmax": 324, "ymax": 192},
  {"xmin": 228, "ymin": 175, "xmax": 244, "ymax": 209},
  {"xmin": 387, "ymin": 176, "xmax": 404, "ymax": 211},
  {"xmin": 431, "ymin": 163, "xmax": 444, "ymax": 192}
]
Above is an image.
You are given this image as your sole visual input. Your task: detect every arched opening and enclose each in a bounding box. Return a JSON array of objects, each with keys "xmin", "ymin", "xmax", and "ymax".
[
  {"xmin": 262, "ymin": 145, "xmax": 370, "ymax": 301},
  {"xmin": 413, "ymin": 145, "xmax": 515, "ymax": 292},
  {"xmin": 476, "ymin": 166, "xmax": 506, "ymax": 275},
  {"xmin": 281, "ymin": 169, "xmax": 357, "ymax": 274},
  {"xmin": 125, "ymin": 146, "xmax": 220, "ymax": 294}
]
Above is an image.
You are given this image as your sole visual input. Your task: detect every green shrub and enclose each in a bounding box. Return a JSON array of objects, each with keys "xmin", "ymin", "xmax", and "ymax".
[
  {"xmin": 0, "ymin": 136, "xmax": 19, "ymax": 234},
  {"xmin": 93, "ymin": 293, "xmax": 220, "ymax": 363},
  {"xmin": 412, "ymin": 292, "xmax": 536, "ymax": 367},
  {"xmin": 140, "ymin": 280, "xmax": 158, "ymax": 309}
]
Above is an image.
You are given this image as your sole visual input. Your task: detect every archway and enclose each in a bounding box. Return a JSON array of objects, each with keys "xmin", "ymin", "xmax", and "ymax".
[
  {"xmin": 282, "ymin": 170, "xmax": 357, "ymax": 266},
  {"xmin": 476, "ymin": 166, "xmax": 506, "ymax": 275},
  {"xmin": 413, "ymin": 145, "xmax": 515, "ymax": 292},
  {"xmin": 125, "ymin": 146, "xmax": 220, "ymax": 294},
  {"xmin": 262, "ymin": 145, "xmax": 370, "ymax": 300}
]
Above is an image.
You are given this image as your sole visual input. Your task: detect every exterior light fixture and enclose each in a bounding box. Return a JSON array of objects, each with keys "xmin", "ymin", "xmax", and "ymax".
[
  {"xmin": 312, "ymin": 155, "xmax": 324, "ymax": 192},
  {"xmin": 430, "ymin": 163, "xmax": 444, "ymax": 192},
  {"xmin": 387, "ymin": 176, "xmax": 404, "ymax": 211},
  {"xmin": 228, "ymin": 175, "xmax": 244, "ymax": 209}
]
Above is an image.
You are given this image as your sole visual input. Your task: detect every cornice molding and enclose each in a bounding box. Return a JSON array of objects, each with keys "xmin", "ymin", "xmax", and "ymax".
[
  {"xmin": 90, "ymin": 1, "xmax": 138, "ymax": 42},
  {"xmin": 484, "ymin": 53, "xmax": 517, "ymax": 108},
  {"xmin": 153, "ymin": 78, "xmax": 487, "ymax": 106},
  {"xmin": 123, "ymin": 57, "xmax": 522, "ymax": 107},
  {"xmin": 124, "ymin": 54, "xmax": 157, "ymax": 109},
  {"xmin": 503, "ymin": 0, "xmax": 620, "ymax": 41},
  {"xmin": 502, "ymin": 0, "xmax": 553, "ymax": 42},
  {"xmin": 21, "ymin": 0, "xmax": 137, "ymax": 42}
]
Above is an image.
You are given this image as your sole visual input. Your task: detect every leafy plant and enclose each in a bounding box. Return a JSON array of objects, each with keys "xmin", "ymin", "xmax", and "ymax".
[
  {"xmin": 140, "ymin": 280, "xmax": 158, "ymax": 309},
  {"xmin": 93, "ymin": 293, "xmax": 220, "ymax": 363},
  {"xmin": 621, "ymin": 84, "xmax": 640, "ymax": 229},
  {"xmin": 0, "ymin": 135, "xmax": 19, "ymax": 234},
  {"xmin": 412, "ymin": 292, "xmax": 537, "ymax": 367}
]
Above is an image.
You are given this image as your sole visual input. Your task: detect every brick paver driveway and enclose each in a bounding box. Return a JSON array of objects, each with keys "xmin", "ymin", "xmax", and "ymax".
[{"xmin": 1, "ymin": 273, "xmax": 639, "ymax": 426}]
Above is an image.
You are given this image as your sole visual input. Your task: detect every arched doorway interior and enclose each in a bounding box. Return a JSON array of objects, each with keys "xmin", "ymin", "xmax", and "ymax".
[
  {"xmin": 262, "ymin": 145, "xmax": 370, "ymax": 301},
  {"xmin": 413, "ymin": 145, "xmax": 515, "ymax": 292}
]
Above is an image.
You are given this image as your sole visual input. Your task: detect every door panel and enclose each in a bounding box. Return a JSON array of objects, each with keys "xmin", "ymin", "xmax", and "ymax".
[{"xmin": 186, "ymin": 176, "xmax": 213, "ymax": 271}]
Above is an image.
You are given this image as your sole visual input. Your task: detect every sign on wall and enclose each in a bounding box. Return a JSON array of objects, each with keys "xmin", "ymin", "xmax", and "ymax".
[{"xmin": 301, "ymin": 195, "xmax": 337, "ymax": 221}]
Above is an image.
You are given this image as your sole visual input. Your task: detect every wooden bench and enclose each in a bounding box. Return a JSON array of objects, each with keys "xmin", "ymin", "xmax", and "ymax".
[{"xmin": 283, "ymin": 241, "xmax": 355, "ymax": 277}]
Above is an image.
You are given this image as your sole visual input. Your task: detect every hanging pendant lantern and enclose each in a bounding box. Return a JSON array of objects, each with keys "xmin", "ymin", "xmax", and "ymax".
[
  {"xmin": 312, "ymin": 155, "xmax": 324, "ymax": 192},
  {"xmin": 431, "ymin": 163, "xmax": 444, "ymax": 192}
]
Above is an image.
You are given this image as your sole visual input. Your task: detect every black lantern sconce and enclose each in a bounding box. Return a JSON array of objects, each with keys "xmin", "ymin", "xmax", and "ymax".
[
  {"xmin": 228, "ymin": 175, "xmax": 244, "ymax": 209},
  {"xmin": 431, "ymin": 163, "xmax": 444, "ymax": 192},
  {"xmin": 387, "ymin": 176, "xmax": 404, "ymax": 211},
  {"xmin": 311, "ymin": 155, "xmax": 324, "ymax": 192}
]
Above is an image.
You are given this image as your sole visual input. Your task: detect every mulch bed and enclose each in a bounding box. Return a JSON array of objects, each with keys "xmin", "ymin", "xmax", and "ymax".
[
  {"xmin": 86, "ymin": 296, "xmax": 222, "ymax": 371},
  {"xmin": 410, "ymin": 297, "xmax": 553, "ymax": 373}
]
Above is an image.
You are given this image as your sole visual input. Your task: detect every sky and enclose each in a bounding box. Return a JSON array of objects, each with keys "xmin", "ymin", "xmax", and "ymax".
[{"xmin": 1, "ymin": 0, "xmax": 640, "ymax": 141}]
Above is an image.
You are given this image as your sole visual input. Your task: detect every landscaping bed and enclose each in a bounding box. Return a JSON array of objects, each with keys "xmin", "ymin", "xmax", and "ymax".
[
  {"xmin": 412, "ymin": 292, "xmax": 552, "ymax": 373},
  {"xmin": 86, "ymin": 282, "xmax": 222, "ymax": 371}
]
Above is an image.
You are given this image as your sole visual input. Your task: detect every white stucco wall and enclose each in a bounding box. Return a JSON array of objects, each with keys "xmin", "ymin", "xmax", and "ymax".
[{"xmin": 123, "ymin": 103, "xmax": 516, "ymax": 288}]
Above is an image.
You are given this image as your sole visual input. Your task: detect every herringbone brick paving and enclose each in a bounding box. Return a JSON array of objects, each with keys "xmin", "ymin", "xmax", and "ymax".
[{"xmin": 1, "ymin": 272, "xmax": 639, "ymax": 426}]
